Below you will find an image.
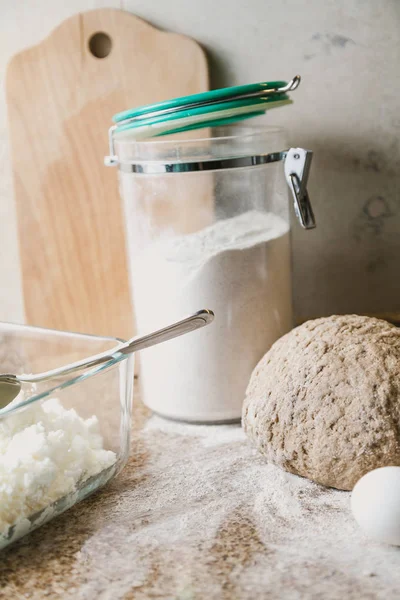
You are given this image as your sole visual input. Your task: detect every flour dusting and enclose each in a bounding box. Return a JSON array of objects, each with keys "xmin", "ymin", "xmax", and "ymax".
[{"xmin": 74, "ymin": 412, "xmax": 400, "ymax": 599}]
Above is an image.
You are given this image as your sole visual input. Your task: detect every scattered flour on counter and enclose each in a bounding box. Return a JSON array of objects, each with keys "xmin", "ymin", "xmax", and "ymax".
[
  {"xmin": 145, "ymin": 414, "xmax": 246, "ymax": 447},
  {"xmin": 75, "ymin": 414, "xmax": 400, "ymax": 600},
  {"xmin": 0, "ymin": 397, "xmax": 116, "ymax": 543}
]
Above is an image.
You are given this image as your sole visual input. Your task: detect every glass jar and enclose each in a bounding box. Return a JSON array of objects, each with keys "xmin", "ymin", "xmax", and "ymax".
[
  {"xmin": 0, "ymin": 322, "xmax": 134, "ymax": 549},
  {"xmin": 116, "ymin": 125, "xmax": 312, "ymax": 423}
]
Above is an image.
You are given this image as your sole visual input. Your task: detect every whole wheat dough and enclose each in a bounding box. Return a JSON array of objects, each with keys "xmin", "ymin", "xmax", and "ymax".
[{"xmin": 243, "ymin": 315, "xmax": 400, "ymax": 490}]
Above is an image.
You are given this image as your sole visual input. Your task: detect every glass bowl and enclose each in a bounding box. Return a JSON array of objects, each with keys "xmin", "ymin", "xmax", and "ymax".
[{"xmin": 0, "ymin": 321, "xmax": 134, "ymax": 550}]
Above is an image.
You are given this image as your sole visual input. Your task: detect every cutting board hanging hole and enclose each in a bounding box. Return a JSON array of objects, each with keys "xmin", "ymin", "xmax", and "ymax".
[{"xmin": 88, "ymin": 32, "xmax": 112, "ymax": 58}]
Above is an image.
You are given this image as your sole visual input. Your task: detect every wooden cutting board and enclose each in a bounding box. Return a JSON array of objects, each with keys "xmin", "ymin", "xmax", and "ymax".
[{"xmin": 6, "ymin": 8, "xmax": 209, "ymax": 338}]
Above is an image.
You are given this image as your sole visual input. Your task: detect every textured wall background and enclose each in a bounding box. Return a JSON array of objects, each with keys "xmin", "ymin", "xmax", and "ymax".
[{"xmin": 1, "ymin": 0, "xmax": 399, "ymax": 325}]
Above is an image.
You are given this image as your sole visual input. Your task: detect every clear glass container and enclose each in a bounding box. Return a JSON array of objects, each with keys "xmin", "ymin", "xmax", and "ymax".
[
  {"xmin": 117, "ymin": 125, "xmax": 293, "ymax": 423},
  {"xmin": 0, "ymin": 322, "xmax": 134, "ymax": 549}
]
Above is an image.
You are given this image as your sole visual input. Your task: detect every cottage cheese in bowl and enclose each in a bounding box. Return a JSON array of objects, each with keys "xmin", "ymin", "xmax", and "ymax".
[{"xmin": 0, "ymin": 396, "xmax": 116, "ymax": 548}]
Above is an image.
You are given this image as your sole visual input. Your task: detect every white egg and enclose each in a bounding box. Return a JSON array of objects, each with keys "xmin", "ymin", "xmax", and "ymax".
[{"xmin": 351, "ymin": 466, "xmax": 400, "ymax": 546}]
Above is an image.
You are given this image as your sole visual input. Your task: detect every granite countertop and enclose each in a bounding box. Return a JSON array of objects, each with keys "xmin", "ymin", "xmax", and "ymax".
[{"xmin": 1, "ymin": 389, "xmax": 399, "ymax": 599}]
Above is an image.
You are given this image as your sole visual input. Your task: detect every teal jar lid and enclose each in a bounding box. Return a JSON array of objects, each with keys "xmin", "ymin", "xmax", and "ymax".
[
  {"xmin": 109, "ymin": 75, "xmax": 300, "ymax": 140},
  {"xmin": 113, "ymin": 78, "xmax": 295, "ymax": 124},
  {"xmin": 105, "ymin": 75, "xmax": 301, "ymax": 164}
]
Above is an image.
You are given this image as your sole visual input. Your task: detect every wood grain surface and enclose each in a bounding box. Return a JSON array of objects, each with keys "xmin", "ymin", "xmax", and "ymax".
[{"xmin": 6, "ymin": 8, "xmax": 208, "ymax": 338}]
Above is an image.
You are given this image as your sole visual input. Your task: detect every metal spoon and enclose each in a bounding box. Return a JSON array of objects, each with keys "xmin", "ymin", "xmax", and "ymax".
[{"xmin": 0, "ymin": 309, "xmax": 214, "ymax": 410}]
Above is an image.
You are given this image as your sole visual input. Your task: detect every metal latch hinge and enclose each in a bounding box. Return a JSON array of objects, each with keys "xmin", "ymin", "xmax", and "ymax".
[{"xmin": 284, "ymin": 148, "xmax": 316, "ymax": 230}]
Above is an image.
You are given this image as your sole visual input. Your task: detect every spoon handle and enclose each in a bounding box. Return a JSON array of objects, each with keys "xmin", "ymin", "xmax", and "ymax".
[{"xmin": 20, "ymin": 309, "xmax": 214, "ymax": 384}]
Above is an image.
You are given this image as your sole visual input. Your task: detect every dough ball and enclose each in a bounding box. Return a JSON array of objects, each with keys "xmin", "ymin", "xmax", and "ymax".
[{"xmin": 242, "ymin": 315, "xmax": 400, "ymax": 490}]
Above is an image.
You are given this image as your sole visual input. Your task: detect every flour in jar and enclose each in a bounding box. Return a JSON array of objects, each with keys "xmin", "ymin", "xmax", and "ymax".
[{"xmin": 131, "ymin": 210, "xmax": 292, "ymax": 422}]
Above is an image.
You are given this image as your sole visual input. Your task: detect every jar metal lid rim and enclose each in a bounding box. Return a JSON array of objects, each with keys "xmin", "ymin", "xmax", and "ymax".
[{"xmin": 117, "ymin": 151, "xmax": 288, "ymax": 173}]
